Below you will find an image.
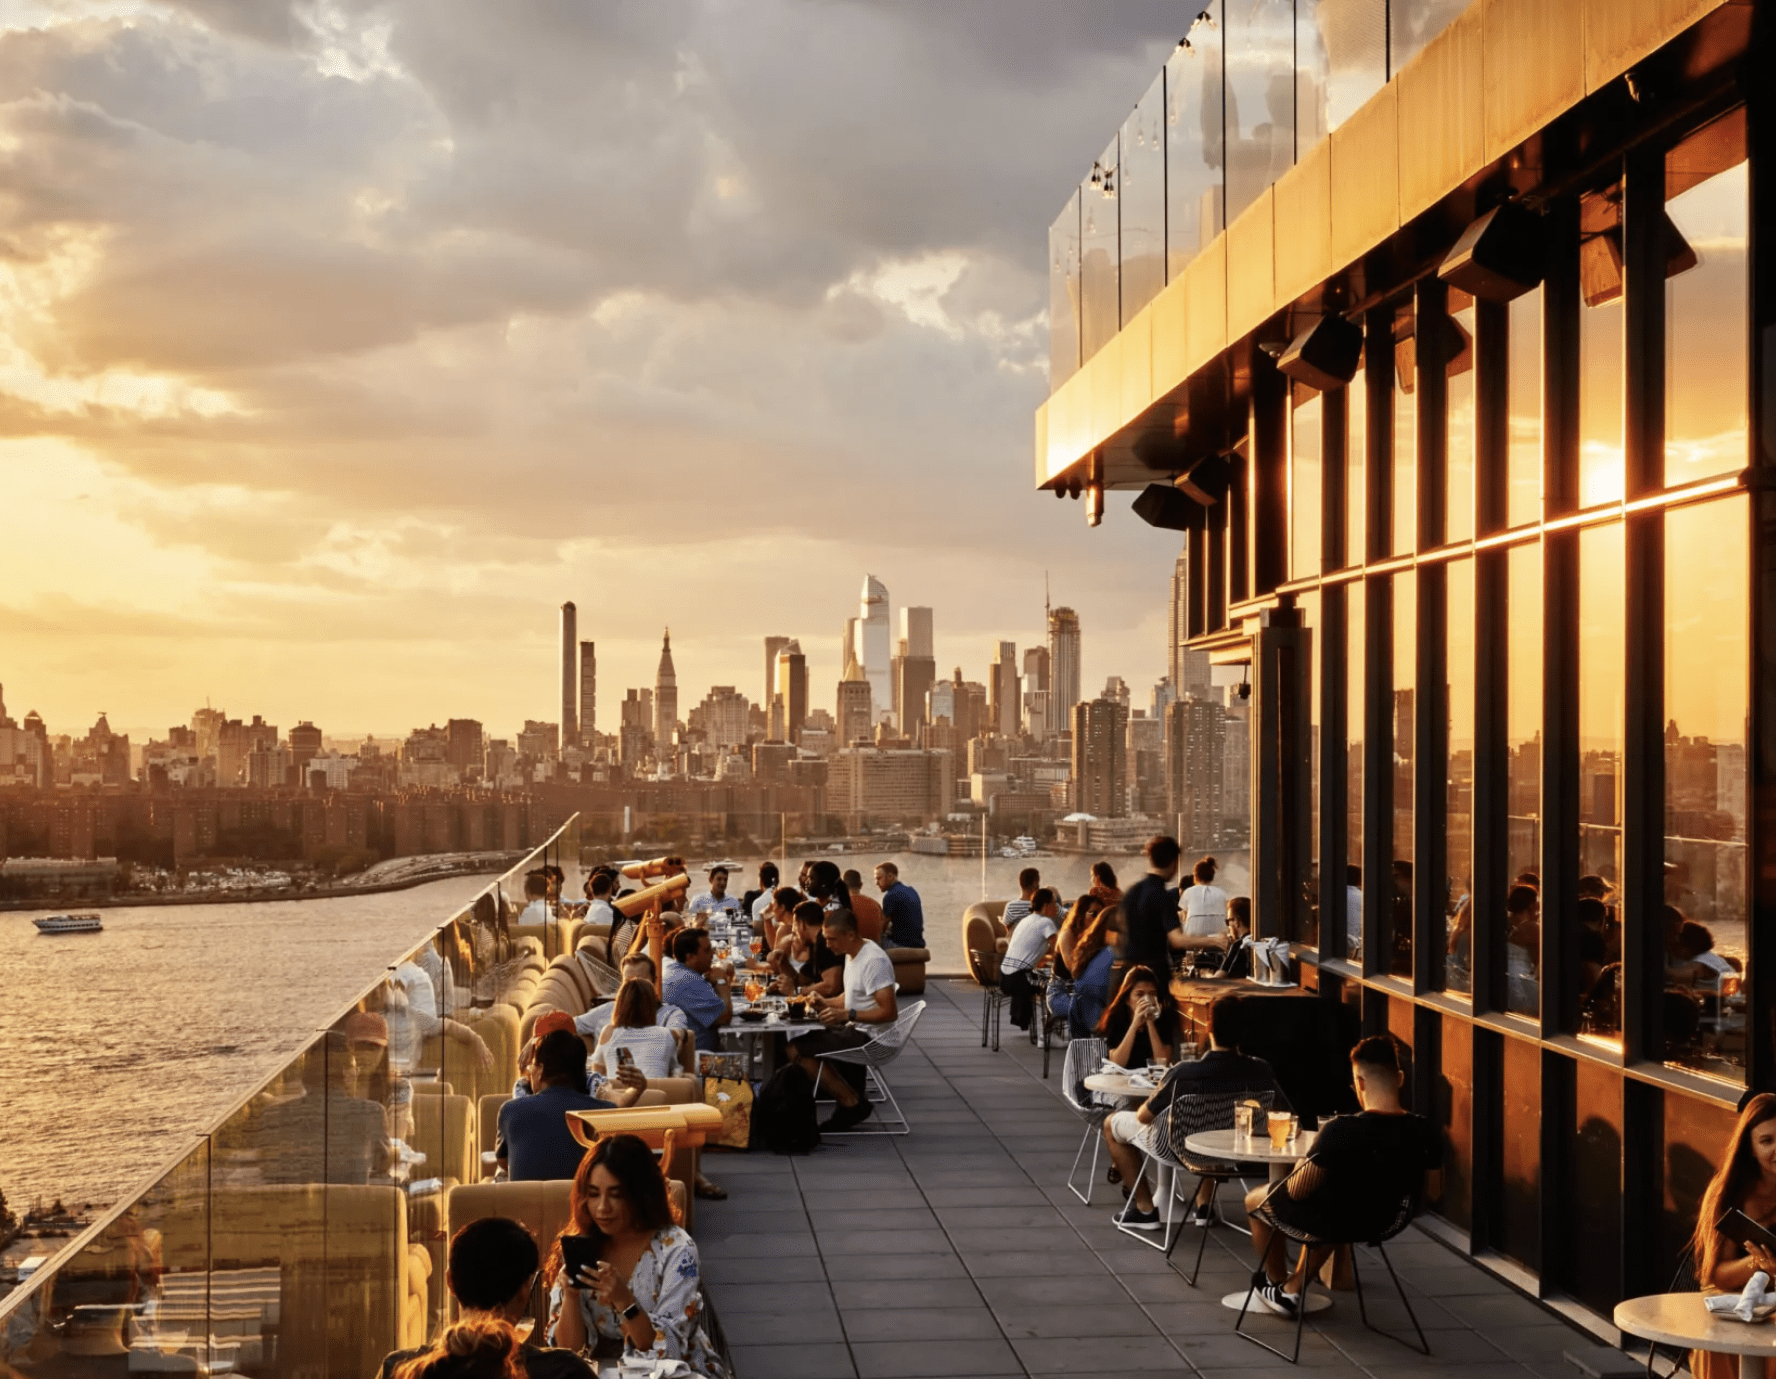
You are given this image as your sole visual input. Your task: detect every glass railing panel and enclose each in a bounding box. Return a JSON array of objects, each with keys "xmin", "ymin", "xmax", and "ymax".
[
  {"xmin": 1297, "ymin": 0, "xmax": 1386, "ymax": 148},
  {"xmin": 1166, "ymin": 5, "xmax": 1225, "ymax": 280},
  {"xmin": 1080, "ymin": 133, "xmax": 1121, "ymax": 360},
  {"xmin": 1390, "ymin": 0, "xmax": 1472, "ymax": 74},
  {"xmin": 1120, "ymin": 68, "xmax": 1167, "ymax": 323},
  {"xmin": 1050, "ymin": 190, "xmax": 1082, "ymax": 386},
  {"xmin": 1225, "ymin": 0, "xmax": 1297, "ymax": 224}
]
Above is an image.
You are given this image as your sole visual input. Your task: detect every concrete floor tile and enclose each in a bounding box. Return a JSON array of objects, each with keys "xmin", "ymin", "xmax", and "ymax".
[
  {"xmin": 840, "ymin": 1306, "xmax": 1003, "ymax": 1343},
  {"xmin": 974, "ymin": 1273, "xmax": 1131, "ymax": 1307},
  {"xmin": 990, "ymin": 1300, "xmax": 1159, "ymax": 1338},
  {"xmin": 720, "ymin": 1307, "xmax": 845, "ymax": 1346},
  {"xmin": 726, "ymin": 1341, "xmax": 856, "ymax": 1379},
  {"xmin": 832, "ymin": 1277, "xmax": 977, "ymax": 1309},
  {"xmin": 820, "ymin": 1253, "xmax": 972, "ymax": 1282},
  {"xmin": 849, "ymin": 1337, "xmax": 1022, "ymax": 1378},
  {"xmin": 962, "ymin": 1249, "xmax": 1110, "ymax": 1277},
  {"xmin": 821, "ymin": 1226, "xmax": 953, "ymax": 1254},
  {"xmin": 807, "ymin": 1206, "xmax": 940, "ymax": 1231},
  {"xmin": 1011, "ymin": 1334, "xmax": 1190, "ymax": 1373}
]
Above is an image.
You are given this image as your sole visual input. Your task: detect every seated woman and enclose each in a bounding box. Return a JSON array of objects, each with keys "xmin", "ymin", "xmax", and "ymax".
[
  {"xmin": 1099, "ymin": 965, "xmax": 1182, "ymax": 1070},
  {"xmin": 1244, "ymin": 1034, "xmax": 1440, "ymax": 1319},
  {"xmin": 768, "ymin": 900, "xmax": 843, "ymax": 999},
  {"xmin": 1062, "ymin": 904, "xmax": 1119, "ymax": 1036},
  {"xmin": 548, "ymin": 1134, "xmax": 727, "ymax": 1375},
  {"xmin": 1054, "ymin": 895, "xmax": 1105, "ymax": 982},
  {"xmin": 1179, "ymin": 856, "xmax": 1232, "ymax": 953},
  {"xmin": 591, "ymin": 979, "xmax": 687, "ymax": 1089},
  {"xmin": 1691, "ymin": 1094, "xmax": 1776, "ymax": 1379},
  {"xmin": 1089, "ymin": 861, "xmax": 1122, "ymax": 907},
  {"xmin": 392, "ymin": 1318, "xmax": 526, "ymax": 1379},
  {"xmin": 1504, "ymin": 884, "xmax": 1540, "ymax": 1017}
]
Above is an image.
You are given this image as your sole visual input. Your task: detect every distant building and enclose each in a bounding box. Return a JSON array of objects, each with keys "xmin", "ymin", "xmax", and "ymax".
[
  {"xmin": 894, "ymin": 607, "xmax": 936, "ymax": 735},
  {"xmin": 1047, "ymin": 606, "xmax": 1081, "ymax": 735},
  {"xmin": 516, "ymin": 720, "xmax": 559, "ymax": 762},
  {"xmin": 579, "ymin": 640, "xmax": 597, "ymax": 745},
  {"xmin": 653, "ymin": 629, "xmax": 677, "ymax": 752},
  {"xmin": 763, "ymin": 636, "xmax": 792, "ymax": 714},
  {"xmin": 1166, "ymin": 697, "xmax": 1225, "ymax": 852},
  {"xmin": 690, "ymin": 686, "xmax": 750, "ymax": 749},
  {"xmin": 1127, "ymin": 709, "xmax": 1164, "ymax": 816},
  {"xmin": 561, "ymin": 602, "xmax": 579, "ymax": 747},
  {"xmin": 445, "ymin": 719, "xmax": 484, "ymax": 776},
  {"xmin": 989, "ymin": 641, "xmax": 1019, "ymax": 738},
  {"xmin": 1071, "ymin": 697, "xmax": 1127, "ymax": 818},
  {"xmin": 829, "ymin": 745, "xmax": 954, "ymax": 826},
  {"xmin": 836, "ymin": 651, "xmax": 873, "ymax": 749},
  {"xmin": 855, "ymin": 575, "xmax": 892, "ymax": 723},
  {"xmin": 289, "ymin": 721, "xmax": 324, "ymax": 776},
  {"xmin": 771, "ymin": 640, "xmax": 807, "ymax": 744},
  {"xmin": 1167, "ymin": 550, "xmax": 1210, "ymax": 699}
]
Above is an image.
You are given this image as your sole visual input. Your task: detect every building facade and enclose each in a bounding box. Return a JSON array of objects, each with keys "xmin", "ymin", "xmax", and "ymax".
[
  {"xmin": 1047, "ymin": 605, "xmax": 1081, "ymax": 734},
  {"xmin": 1035, "ymin": 0, "xmax": 1767, "ymax": 1324},
  {"xmin": 1071, "ymin": 696, "xmax": 1128, "ymax": 818}
]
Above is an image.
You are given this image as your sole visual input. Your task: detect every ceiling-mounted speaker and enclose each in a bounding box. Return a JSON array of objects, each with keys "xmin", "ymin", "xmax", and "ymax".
[
  {"xmin": 1439, "ymin": 201, "xmax": 1547, "ymax": 301},
  {"xmin": 1177, "ymin": 452, "xmax": 1231, "ymax": 507},
  {"xmin": 1275, "ymin": 314, "xmax": 1363, "ymax": 391},
  {"xmin": 1132, "ymin": 483, "xmax": 1200, "ymax": 532}
]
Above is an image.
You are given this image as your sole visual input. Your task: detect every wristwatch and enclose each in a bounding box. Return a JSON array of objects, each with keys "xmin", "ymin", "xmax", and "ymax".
[
  {"xmin": 621, "ymin": 1300, "xmax": 644, "ymax": 1322},
  {"xmin": 847, "ymin": 1007, "xmax": 857, "ymax": 1023}
]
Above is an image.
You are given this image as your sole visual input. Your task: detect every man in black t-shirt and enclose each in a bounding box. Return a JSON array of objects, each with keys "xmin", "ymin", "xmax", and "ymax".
[{"xmin": 1118, "ymin": 835, "xmax": 1185, "ymax": 982}]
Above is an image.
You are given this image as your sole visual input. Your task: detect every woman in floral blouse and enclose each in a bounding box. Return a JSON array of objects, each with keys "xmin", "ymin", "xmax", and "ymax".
[{"xmin": 547, "ymin": 1134, "xmax": 725, "ymax": 1376}]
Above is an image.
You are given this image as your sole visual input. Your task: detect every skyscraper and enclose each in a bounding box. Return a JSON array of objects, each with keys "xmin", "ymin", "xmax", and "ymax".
[
  {"xmin": 579, "ymin": 640, "xmax": 596, "ymax": 745},
  {"xmin": 773, "ymin": 640, "xmax": 807, "ymax": 744},
  {"xmin": 1168, "ymin": 547, "xmax": 1211, "ymax": 697},
  {"xmin": 654, "ymin": 629, "xmax": 677, "ymax": 750},
  {"xmin": 560, "ymin": 602, "xmax": 578, "ymax": 748},
  {"xmin": 856, "ymin": 575, "xmax": 892, "ymax": 723},
  {"xmin": 894, "ymin": 606, "xmax": 936, "ymax": 737},
  {"xmin": 837, "ymin": 649, "xmax": 873, "ymax": 749},
  {"xmin": 1166, "ymin": 697, "xmax": 1225, "ymax": 850},
  {"xmin": 1071, "ymin": 697, "xmax": 1127, "ymax": 817},
  {"xmin": 989, "ymin": 640, "xmax": 1019, "ymax": 737},
  {"xmin": 1048, "ymin": 605, "xmax": 1081, "ymax": 735},
  {"xmin": 764, "ymin": 636, "xmax": 791, "ymax": 713}
]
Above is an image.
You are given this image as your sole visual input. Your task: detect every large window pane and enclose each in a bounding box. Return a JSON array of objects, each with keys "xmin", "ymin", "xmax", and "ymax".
[
  {"xmin": 1506, "ymin": 542, "xmax": 1542, "ymax": 1019},
  {"xmin": 1224, "ymin": 0, "xmax": 1296, "ymax": 222},
  {"xmin": 1297, "ymin": 0, "xmax": 1385, "ymax": 148},
  {"xmin": 1567, "ymin": 1062, "xmax": 1624, "ymax": 1314},
  {"xmin": 1498, "ymin": 1035, "xmax": 1542, "ymax": 1270},
  {"xmin": 1080, "ymin": 134, "xmax": 1120, "ymax": 362},
  {"xmin": 1433, "ymin": 1012, "xmax": 1473, "ymax": 1228},
  {"xmin": 1507, "ymin": 286, "xmax": 1544, "ymax": 528},
  {"xmin": 1444, "ymin": 559, "xmax": 1475, "ymax": 995},
  {"xmin": 1580, "ymin": 187, "xmax": 1625, "ymax": 508},
  {"xmin": 1049, "ymin": 190, "xmax": 1081, "ymax": 387},
  {"xmin": 1166, "ymin": 7, "xmax": 1225, "ymax": 279},
  {"xmin": 1577, "ymin": 522, "xmax": 1624, "ymax": 1046},
  {"xmin": 1345, "ymin": 579, "xmax": 1365, "ymax": 962},
  {"xmin": 1120, "ymin": 70, "xmax": 1167, "ymax": 323},
  {"xmin": 1393, "ymin": 301, "xmax": 1417, "ymax": 555},
  {"xmin": 1390, "ymin": 0, "xmax": 1471, "ymax": 73},
  {"xmin": 1301, "ymin": 588, "xmax": 1323, "ymax": 948},
  {"xmin": 1391, "ymin": 572, "xmax": 1415, "ymax": 978},
  {"xmin": 1665, "ymin": 112, "xmax": 1748, "ymax": 489},
  {"xmin": 1347, "ymin": 367, "xmax": 1367, "ymax": 564},
  {"xmin": 1448, "ymin": 290, "xmax": 1477, "ymax": 543},
  {"xmin": 1292, "ymin": 385, "xmax": 1323, "ymax": 580},
  {"xmin": 1664, "ymin": 495, "xmax": 1748, "ymax": 1082}
]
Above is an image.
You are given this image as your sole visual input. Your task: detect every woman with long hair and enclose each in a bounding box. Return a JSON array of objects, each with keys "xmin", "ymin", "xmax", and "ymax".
[
  {"xmin": 1098, "ymin": 964, "xmax": 1181, "ymax": 1069},
  {"xmin": 547, "ymin": 1135, "xmax": 726, "ymax": 1374},
  {"xmin": 1055, "ymin": 896, "xmax": 1104, "ymax": 979},
  {"xmin": 1089, "ymin": 861, "xmax": 1122, "ymax": 907},
  {"xmin": 1689, "ymin": 1094, "xmax": 1776, "ymax": 1377},
  {"xmin": 590, "ymin": 979, "xmax": 683, "ymax": 1082},
  {"xmin": 391, "ymin": 1319, "xmax": 524, "ymax": 1379}
]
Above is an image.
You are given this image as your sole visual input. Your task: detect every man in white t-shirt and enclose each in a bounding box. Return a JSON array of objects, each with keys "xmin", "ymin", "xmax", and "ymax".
[
  {"xmin": 687, "ymin": 865, "xmax": 742, "ymax": 922},
  {"xmin": 786, "ymin": 909, "xmax": 898, "ymax": 1132},
  {"xmin": 1000, "ymin": 888, "xmax": 1058, "ymax": 1030}
]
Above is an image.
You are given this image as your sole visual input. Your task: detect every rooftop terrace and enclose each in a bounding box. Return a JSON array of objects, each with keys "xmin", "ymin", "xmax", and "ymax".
[{"xmin": 699, "ymin": 979, "xmax": 1639, "ymax": 1379}]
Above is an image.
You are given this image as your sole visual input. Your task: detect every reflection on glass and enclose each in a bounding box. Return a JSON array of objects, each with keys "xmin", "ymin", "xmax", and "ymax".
[
  {"xmin": 1301, "ymin": 588, "xmax": 1322, "ymax": 948},
  {"xmin": 1166, "ymin": 7, "xmax": 1225, "ymax": 279},
  {"xmin": 1434, "ymin": 1012, "xmax": 1473, "ymax": 1228},
  {"xmin": 1506, "ymin": 541, "xmax": 1542, "ymax": 1019},
  {"xmin": 1120, "ymin": 69, "xmax": 1167, "ymax": 322},
  {"xmin": 1663, "ymin": 1092, "xmax": 1736, "ymax": 1271},
  {"xmin": 1569, "ymin": 1061, "xmax": 1624, "ymax": 1313},
  {"xmin": 1444, "ymin": 560, "xmax": 1474, "ymax": 994},
  {"xmin": 1346, "ymin": 579, "xmax": 1365, "ymax": 963},
  {"xmin": 1393, "ymin": 302, "xmax": 1416, "ymax": 555},
  {"xmin": 1390, "ymin": 0, "xmax": 1472, "ymax": 72},
  {"xmin": 1224, "ymin": 0, "xmax": 1296, "ymax": 222},
  {"xmin": 1292, "ymin": 386, "xmax": 1323, "ymax": 579},
  {"xmin": 1666, "ymin": 113, "xmax": 1748, "ymax": 489},
  {"xmin": 1665, "ymin": 496, "xmax": 1749, "ymax": 1082},
  {"xmin": 1498, "ymin": 1035, "xmax": 1542, "ymax": 1270},
  {"xmin": 1577, "ymin": 523, "xmax": 1624, "ymax": 1045},
  {"xmin": 1447, "ymin": 292, "xmax": 1477, "ymax": 543},
  {"xmin": 1391, "ymin": 573, "xmax": 1415, "ymax": 978},
  {"xmin": 1507, "ymin": 286, "xmax": 1543, "ymax": 528},
  {"xmin": 1080, "ymin": 133, "xmax": 1120, "ymax": 362},
  {"xmin": 1049, "ymin": 190, "xmax": 1081, "ymax": 386},
  {"xmin": 1296, "ymin": 0, "xmax": 1385, "ymax": 147},
  {"xmin": 1347, "ymin": 367, "xmax": 1367, "ymax": 563},
  {"xmin": 1579, "ymin": 188, "xmax": 1625, "ymax": 508}
]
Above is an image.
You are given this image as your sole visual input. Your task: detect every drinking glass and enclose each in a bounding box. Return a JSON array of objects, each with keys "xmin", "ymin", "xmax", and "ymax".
[{"xmin": 1267, "ymin": 1112, "xmax": 1293, "ymax": 1151}]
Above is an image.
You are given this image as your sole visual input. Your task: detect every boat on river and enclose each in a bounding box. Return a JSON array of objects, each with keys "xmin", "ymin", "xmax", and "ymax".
[{"xmin": 32, "ymin": 914, "xmax": 103, "ymax": 935}]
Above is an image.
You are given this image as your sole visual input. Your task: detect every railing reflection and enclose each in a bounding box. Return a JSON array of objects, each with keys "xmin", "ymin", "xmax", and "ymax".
[{"xmin": 0, "ymin": 814, "xmax": 586, "ymax": 1378}]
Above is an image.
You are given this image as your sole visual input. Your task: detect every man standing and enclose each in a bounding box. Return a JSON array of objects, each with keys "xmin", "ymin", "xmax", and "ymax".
[
  {"xmin": 661, "ymin": 927, "xmax": 733, "ymax": 1052},
  {"xmin": 875, "ymin": 862, "xmax": 925, "ymax": 949},
  {"xmin": 1002, "ymin": 868, "xmax": 1041, "ymax": 931},
  {"xmin": 1120, "ymin": 836, "xmax": 1187, "ymax": 983},
  {"xmin": 687, "ymin": 865, "xmax": 742, "ymax": 922},
  {"xmin": 842, "ymin": 869, "xmax": 887, "ymax": 944},
  {"xmin": 787, "ymin": 910, "xmax": 898, "ymax": 1132}
]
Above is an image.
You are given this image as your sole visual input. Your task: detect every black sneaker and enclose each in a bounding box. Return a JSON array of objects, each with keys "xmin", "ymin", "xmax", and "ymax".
[
  {"xmin": 1187, "ymin": 1203, "xmax": 1214, "ymax": 1227},
  {"xmin": 1252, "ymin": 1274, "xmax": 1299, "ymax": 1318},
  {"xmin": 820, "ymin": 1100, "xmax": 873, "ymax": 1132},
  {"xmin": 1117, "ymin": 1204, "xmax": 1162, "ymax": 1232}
]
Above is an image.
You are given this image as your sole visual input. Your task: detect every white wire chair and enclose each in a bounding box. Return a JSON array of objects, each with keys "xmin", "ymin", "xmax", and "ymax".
[
  {"xmin": 1060, "ymin": 1037, "xmax": 1110, "ymax": 1203},
  {"xmin": 813, "ymin": 999, "xmax": 926, "ymax": 1136}
]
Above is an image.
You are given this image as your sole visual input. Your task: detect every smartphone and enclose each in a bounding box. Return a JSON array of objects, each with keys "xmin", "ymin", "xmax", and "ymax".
[
  {"xmin": 1719, "ymin": 1208, "xmax": 1776, "ymax": 1253},
  {"xmin": 560, "ymin": 1234, "xmax": 602, "ymax": 1282},
  {"xmin": 616, "ymin": 1045, "xmax": 635, "ymax": 1069}
]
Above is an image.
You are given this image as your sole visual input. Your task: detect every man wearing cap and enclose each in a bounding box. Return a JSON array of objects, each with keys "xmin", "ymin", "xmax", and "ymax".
[{"xmin": 686, "ymin": 865, "xmax": 742, "ymax": 922}]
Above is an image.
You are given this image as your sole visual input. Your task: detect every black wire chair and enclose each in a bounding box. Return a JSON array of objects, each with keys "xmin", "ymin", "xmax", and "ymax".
[
  {"xmin": 1160, "ymin": 1090, "xmax": 1264, "ymax": 1285},
  {"xmin": 970, "ymin": 948, "xmax": 1008, "ymax": 1051}
]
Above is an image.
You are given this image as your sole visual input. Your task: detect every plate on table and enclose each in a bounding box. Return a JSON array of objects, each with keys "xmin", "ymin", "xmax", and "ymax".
[{"xmin": 736, "ymin": 1008, "xmax": 768, "ymax": 1022}]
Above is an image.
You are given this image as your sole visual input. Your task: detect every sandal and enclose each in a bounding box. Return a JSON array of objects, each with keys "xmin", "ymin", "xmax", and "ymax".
[
  {"xmin": 1107, "ymin": 1166, "xmax": 1122, "ymax": 1185},
  {"xmin": 694, "ymin": 1177, "xmax": 728, "ymax": 1201}
]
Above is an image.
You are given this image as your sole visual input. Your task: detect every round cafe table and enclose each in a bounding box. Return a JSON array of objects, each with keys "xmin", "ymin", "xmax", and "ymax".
[
  {"xmin": 1183, "ymin": 1127, "xmax": 1329, "ymax": 1314},
  {"xmin": 1616, "ymin": 1294, "xmax": 1776, "ymax": 1379},
  {"xmin": 1084, "ymin": 1069, "xmax": 1162, "ymax": 1100}
]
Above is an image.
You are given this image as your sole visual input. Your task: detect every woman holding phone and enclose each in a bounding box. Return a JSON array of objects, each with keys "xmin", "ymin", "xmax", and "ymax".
[
  {"xmin": 590, "ymin": 979, "xmax": 684, "ymax": 1082},
  {"xmin": 1690, "ymin": 1094, "xmax": 1776, "ymax": 1378},
  {"xmin": 547, "ymin": 1135, "xmax": 725, "ymax": 1373}
]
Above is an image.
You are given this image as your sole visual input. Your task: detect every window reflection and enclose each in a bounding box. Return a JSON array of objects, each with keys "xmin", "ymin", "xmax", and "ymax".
[
  {"xmin": 1506, "ymin": 542, "xmax": 1542, "ymax": 1019},
  {"xmin": 1434, "ymin": 1012, "xmax": 1473, "ymax": 1228},
  {"xmin": 1120, "ymin": 70, "xmax": 1167, "ymax": 322},
  {"xmin": 1447, "ymin": 291, "xmax": 1476, "ymax": 543},
  {"xmin": 1296, "ymin": 0, "xmax": 1385, "ymax": 146},
  {"xmin": 1664, "ymin": 496, "xmax": 1748, "ymax": 1082},
  {"xmin": 1346, "ymin": 579, "xmax": 1365, "ymax": 963},
  {"xmin": 1301, "ymin": 589, "xmax": 1323, "ymax": 948},
  {"xmin": 1224, "ymin": 0, "xmax": 1296, "ymax": 222},
  {"xmin": 1347, "ymin": 367, "xmax": 1368, "ymax": 563},
  {"xmin": 1392, "ymin": 573, "xmax": 1415, "ymax": 978},
  {"xmin": 1080, "ymin": 134, "xmax": 1120, "ymax": 361},
  {"xmin": 1498, "ymin": 1034, "xmax": 1541, "ymax": 1270},
  {"xmin": 1049, "ymin": 190, "xmax": 1081, "ymax": 386},
  {"xmin": 1390, "ymin": 0, "xmax": 1472, "ymax": 72},
  {"xmin": 1292, "ymin": 385, "xmax": 1323, "ymax": 579},
  {"xmin": 1577, "ymin": 523, "xmax": 1624, "ymax": 1046},
  {"xmin": 1444, "ymin": 559, "xmax": 1474, "ymax": 995},
  {"xmin": 1507, "ymin": 286, "xmax": 1543, "ymax": 528},
  {"xmin": 1579, "ymin": 186, "xmax": 1625, "ymax": 508},
  {"xmin": 1665, "ymin": 112, "xmax": 1747, "ymax": 489},
  {"xmin": 1166, "ymin": 7, "xmax": 1225, "ymax": 279},
  {"xmin": 1393, "ymin": 302, "xmax": 1417, "ymax": 555}
]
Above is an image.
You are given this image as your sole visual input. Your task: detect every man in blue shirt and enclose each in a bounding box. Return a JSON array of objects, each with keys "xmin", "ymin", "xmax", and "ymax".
[
  {"xmin": 874, "ymin": 862, "xmax": 926, "ymax": 949},
  {"xmin": 661, "ymin": 927, "xmax": 732, "ymax": 1052},
  {"xmin": 495, "ymin": 1031, "xmax": 611, "ymax": 1181}
]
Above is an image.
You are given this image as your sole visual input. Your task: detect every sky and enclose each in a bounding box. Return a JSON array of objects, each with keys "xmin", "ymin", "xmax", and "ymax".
[{"xmin": 0, "ymin": 0, "xmax": 1192, "ymax": 742}]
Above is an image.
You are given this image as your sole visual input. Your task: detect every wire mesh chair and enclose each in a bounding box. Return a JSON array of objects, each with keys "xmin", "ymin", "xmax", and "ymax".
[
  {"xmin": 970, "ymin": 949, "xmax": 1008, "ymax": 1051},
  {"xmin": 1161, "ymin": 1089, "xmax": 1269, "ymax": 1284},
  {"xmin": 1060, "ymin": 1037, "xmax": 1110, "ymax": 1203},
  {"xmin": 813, "ymin": 999, "xmax": 926, "ymax": 1136},
  {"xmin": 1038, "ymin": 973, "xmax": 1074, "ymax": 1079},
  {"xmin": 1645, "ymin": 1249, "xmax": 1697, "ymax": 1377},
  {"xmin": 1115, "ymin": 1102, "xmax": 1188, "ymax": 1254},
  {"xmin": 1234, "ymin": 1160, "xmax": 1429, "ymax": 1364}
]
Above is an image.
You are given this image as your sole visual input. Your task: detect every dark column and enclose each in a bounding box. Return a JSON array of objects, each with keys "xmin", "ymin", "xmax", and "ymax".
[
  {"xmin": 1416, "ymin": 561, "xmax": 1448, "ymax": 993},
  {"xmin": 1367, "ymin": 309, "xmax": 1394, "ymax": 560},
  {"xmin": 1364, "ymin": 574, "xmax": 1393, "ymax": 978},
  {"xmin": 1323, "ymin": 386, "xmax": 1349, "ymax": 570},
  {"xmin": 1474, "ymin": 298, "xmax": 1510, "ymax": 537},
  {"xmin": 1321, "ymin": 583, "xmax": 1351, "ymax": 965},
  {"xmin": 1417, "ymin": 277, "xmax": 1449, "ymax": 551},
  {"xmin": 1252, "ymin": 351, "xmax": 1290, "ymax": 596},
  {"xmin": 1473, "ymin": 547, "xmax": 1508, "ymax": 1014},
  {"xmin": 1542, "ymin": 527, "xmax": 1579, "ymax": 1039}
]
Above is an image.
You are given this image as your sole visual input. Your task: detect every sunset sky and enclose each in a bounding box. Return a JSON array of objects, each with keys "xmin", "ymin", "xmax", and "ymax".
[{"xmin": 0, "ymin": 1, "xmax": 1190, "ymax": 742}]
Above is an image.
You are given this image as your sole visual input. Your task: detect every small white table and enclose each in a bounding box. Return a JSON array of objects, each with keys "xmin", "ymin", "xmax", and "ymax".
[
  {"xmin": 1616, "ymin": 1293, "xmax": 1776, "ymax": 1379},
  {"xmin": 1084, "ymin": 1070, "xmax": 1163, "ymax": 1101},
  {"xmin": 1183, "ymin": 1127, "xmax": 1329, "ymax": 1314},
  {"xmin": 720, "ymin": 1006, "xmax": 826, "ymax": 1076}
]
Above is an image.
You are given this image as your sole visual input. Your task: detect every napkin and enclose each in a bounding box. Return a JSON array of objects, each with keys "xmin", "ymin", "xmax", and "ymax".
[{"xmin": 1705, "ymin": 1270, "xmax": 1776, "ymax": 1321}]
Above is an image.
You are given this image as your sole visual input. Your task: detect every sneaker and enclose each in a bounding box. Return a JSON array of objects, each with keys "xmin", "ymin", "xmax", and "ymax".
[
  {"xmin": 1251, "ymin": 1274, "xmax": 1299, "ymax": 1318},
  {"xmin": 819, "ymin": 1100, "xmax": 874, "ymax": 1133},
  {"xmin": 1117, "ymin": 1204, "xmax": 1162, "ymax": 1232},
  {"xmin": 1187, "ymin": 1203, "xmax": 1214, "ymax": 1227}
]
